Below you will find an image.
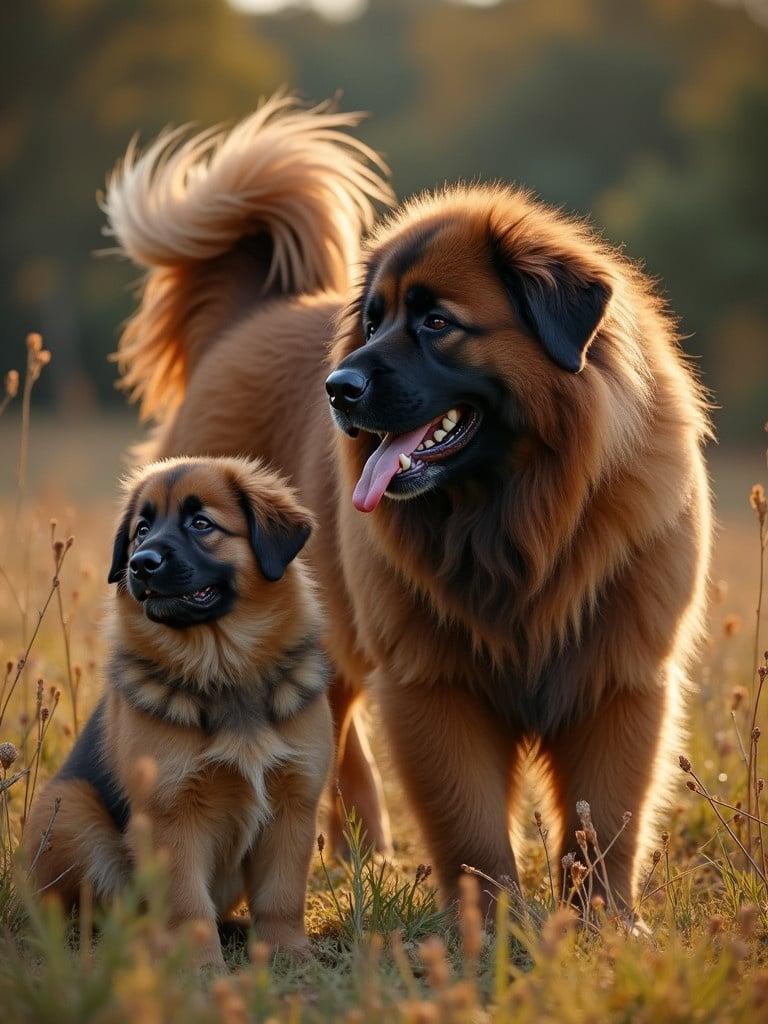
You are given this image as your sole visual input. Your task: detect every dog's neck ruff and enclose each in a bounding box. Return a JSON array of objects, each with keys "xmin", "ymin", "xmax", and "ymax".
[{"xmin": 109, "ymin": 635, "xmax": 328, "ymax": 735}]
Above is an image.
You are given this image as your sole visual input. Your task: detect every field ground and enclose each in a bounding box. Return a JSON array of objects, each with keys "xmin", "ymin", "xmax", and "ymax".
[{"xmin": 1, "ymin": 412, "xmax": 767, "ymax": 1021}]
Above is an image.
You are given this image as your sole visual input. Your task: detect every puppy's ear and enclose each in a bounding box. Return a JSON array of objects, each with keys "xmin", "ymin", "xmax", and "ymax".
[
  {"xmin": 108, "ymin": 498, "xmax": 136, "ymax": 585},
  {"xmin": 492, "ymin": 236, "xmax": 612, "ymax": 373},
  {"xmin": 237, "ymin": 489, "xmax": 313, "ymax": 583}
]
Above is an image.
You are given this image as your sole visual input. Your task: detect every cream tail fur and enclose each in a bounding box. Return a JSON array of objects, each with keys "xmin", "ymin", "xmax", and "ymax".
[{"xmin": 102, "ymin": 93, "xmax": 392, "ymax": 420}]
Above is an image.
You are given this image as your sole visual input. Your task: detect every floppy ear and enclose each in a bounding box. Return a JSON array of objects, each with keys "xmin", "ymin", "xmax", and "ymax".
[
  {"xmin": 107, "ymin": 499, "xmax": 136, "ymax": 585},
  {"xmin": 494, "ymin": 244, "xmax": 612, "ymax": 373},
  {"xmin": 237, "ymin": 491, "xmax": 312, "ymax": 583}
]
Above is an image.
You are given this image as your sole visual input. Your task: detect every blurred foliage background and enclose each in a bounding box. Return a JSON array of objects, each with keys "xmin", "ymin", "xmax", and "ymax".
[{"xmin": 1, "ymin": 0, "xmax": 766, "ymax": 442}]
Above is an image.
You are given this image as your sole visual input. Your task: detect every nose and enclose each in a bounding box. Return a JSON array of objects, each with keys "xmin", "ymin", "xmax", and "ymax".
[
  {"xmin": 129, "ymin": 549, "xmax": 164, "ymax": 580},
  {"xmin": 325, "ymin": 368, "xmax": 369, "ymax": 412}
]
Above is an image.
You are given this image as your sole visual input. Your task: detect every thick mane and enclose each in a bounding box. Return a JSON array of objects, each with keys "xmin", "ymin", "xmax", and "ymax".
[{"xmin": 340, "ymin": 185, "xmax": 711, "ymax": 680}]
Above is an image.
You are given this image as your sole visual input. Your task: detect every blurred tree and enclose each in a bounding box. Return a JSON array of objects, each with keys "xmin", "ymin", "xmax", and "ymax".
[
  {"xmin": 0, "ymin": 0, "xmax": 286, "ymax": 411},
  {"xmin": 599, "ymin": 80, "xmax": 768, "ymax": 437},
  {"xmin": 258, "ymin": 0, "xmax": 768, "ymax": 441},
  {"xmin": 1, "ymin": 0, "xmax": 765, "ymax": 442}
]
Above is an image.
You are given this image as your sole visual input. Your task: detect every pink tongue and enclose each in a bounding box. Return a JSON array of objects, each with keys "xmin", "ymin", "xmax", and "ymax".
[{"xmin": 352, "ymin": 424, "xmax": 432, "ymax": 513}]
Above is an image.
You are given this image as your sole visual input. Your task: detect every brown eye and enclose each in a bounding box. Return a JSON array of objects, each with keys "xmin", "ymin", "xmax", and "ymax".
[
  {"xmin": 365, "ymin": 322, "xmax": 377, "ymax": 340},
  {"xmin": 424, "ymin": 314, "xmax": 448, "ymax": 331},
  {"xmin": 190, "ymin": 515, "xmax": 213, "ymax": 532}
]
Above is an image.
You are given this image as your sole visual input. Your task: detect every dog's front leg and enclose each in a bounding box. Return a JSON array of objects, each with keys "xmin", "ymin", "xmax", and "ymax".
[
  {"xmin": 375, "ymin": 669, "xmax": 521, "ymax": 916},
  {"xmin": 133, "ymin": 809, "xmax": 224, "ymax": 969},
  {"xmin": 542, "ymin": 679, "xmax": 673, "ymax": 916},
  {"xmin": 244, "ymin": 697, "xmax": 332, "ymax": 956}
]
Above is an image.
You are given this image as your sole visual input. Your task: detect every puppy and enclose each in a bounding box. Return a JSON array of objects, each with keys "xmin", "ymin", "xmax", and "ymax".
[{"xmin": 23, "ymin": 456, "xmax": 332, "ymax": 964}]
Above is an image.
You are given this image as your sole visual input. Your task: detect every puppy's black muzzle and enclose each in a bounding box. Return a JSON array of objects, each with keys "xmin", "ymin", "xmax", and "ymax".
[
  {"xmin": 129, "ymin": 548, "xmax": 164, "ymax": 580},
  {"xmin": 128, "ymin": 527, "xmax": 197, "ymax": 599}
]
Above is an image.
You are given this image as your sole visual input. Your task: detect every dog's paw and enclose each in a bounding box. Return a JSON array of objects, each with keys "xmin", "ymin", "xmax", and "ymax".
[
  {"xmin": 628, "ymin": 915, "xmax": 652, "ymax": 939},
  {"xmin": 253, "ymin": 921, "xmax": 312, "ymax": 961},
  {"xmin": 185, "ymin": 919, "xmax": 227, "ymax": 972}
]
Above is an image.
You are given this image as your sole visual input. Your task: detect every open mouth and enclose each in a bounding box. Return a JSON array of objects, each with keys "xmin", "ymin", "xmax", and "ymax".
[
  {"xmin": 353, "ymin": 404, "xmax": 481, "ymax": 512},
  {"xmin": 142, "ymin": 585, "xmax": 221, "ymax": 607}
]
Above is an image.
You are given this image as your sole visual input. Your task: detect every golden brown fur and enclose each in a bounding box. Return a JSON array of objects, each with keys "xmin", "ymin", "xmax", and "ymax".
[
  {"xmin": 103, "ymin": 102, "xmax": 711, "ymax": 914},
  {"xmin": 102, "ymin": 95, "xmax": 395, "ymax": 854},
  {"xmin": 23, "ymin": 457, "xmax": 333, "ymax": 964}
]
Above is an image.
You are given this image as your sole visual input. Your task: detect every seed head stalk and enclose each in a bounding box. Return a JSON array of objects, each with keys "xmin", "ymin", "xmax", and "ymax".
[
  {"xmin": 13, "ymin": 335, "xmax": 52, "ymax": 720},
  {"xmin": 746, "ymin": 483, "xmax": 767, "ymax": 868}
]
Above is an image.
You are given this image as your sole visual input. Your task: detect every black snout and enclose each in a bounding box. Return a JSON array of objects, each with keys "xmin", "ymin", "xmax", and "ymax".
[
  {"xmin": 325, "ymin": 369, "xmax": 369, "ymax": 412},
  {"xmin": 129, "ymin": 549, "xmax": 164, "ymax": 580}
]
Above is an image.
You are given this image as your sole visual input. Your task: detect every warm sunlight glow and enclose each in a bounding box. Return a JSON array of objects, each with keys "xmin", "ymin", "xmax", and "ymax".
[
  {"xmin": 229, "ymin": 0, "xmax": 503, "ymax": 20},
  {"xmin": 229, "ymin": 0, "xmax": 367, "ymax": 21}
]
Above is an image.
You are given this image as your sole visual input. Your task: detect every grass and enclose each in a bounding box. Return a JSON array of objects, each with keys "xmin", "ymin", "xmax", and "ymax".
[{"xmin": 1, "ymin": 333, "xmax": 768, "ymax": 1021}]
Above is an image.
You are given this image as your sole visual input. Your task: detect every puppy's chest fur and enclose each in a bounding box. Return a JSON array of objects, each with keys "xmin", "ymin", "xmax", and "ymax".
[
  {"xmin": 110, "ymin": 638, "xmax": 326, "ymax": 734},
  {"xmin": 110, "ymin": 638, "xmax": 327, "ymax": 831}
]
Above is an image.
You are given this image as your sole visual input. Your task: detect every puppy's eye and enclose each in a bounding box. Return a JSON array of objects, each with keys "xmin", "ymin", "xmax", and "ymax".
[
  {"xmin": 190, "ymin": 515, "xmax": 213, "ymax": 532},
  {"xmin": 424, "ymin": 314, "xmax": 449, "ymax": 332},
  {"xmin": 135, "ymin": 521, "xmax": 150, "ymax": 542},
  {"xmin": 365, "ymin": 322, "xmax": 377, "ymax": 340}
]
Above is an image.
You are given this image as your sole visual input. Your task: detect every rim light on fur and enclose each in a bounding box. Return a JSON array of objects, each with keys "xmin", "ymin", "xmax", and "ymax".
[{"xmin": 103, "ymin": 93, "xmax": 393, "ymax": 421}]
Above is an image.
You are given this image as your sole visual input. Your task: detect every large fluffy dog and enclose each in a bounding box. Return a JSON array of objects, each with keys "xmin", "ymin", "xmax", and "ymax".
[
  {"xmin": 24, "ymin": 456, "xmax": 331, "ymax": 963},
  {"xmin": 104, "ymin": 97, "xmax": 711, "ymax": 911}
]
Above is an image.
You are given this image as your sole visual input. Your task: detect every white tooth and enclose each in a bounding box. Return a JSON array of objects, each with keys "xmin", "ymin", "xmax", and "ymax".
[
  {"xmin": 433, "ymin": 429, "xmax": 447, "ymax": 442},
  {"xmin": 416, "ymin": 444, "xmax": 424, "ymax": 451},
  {"xmin": 424, "ymin": 439, "xmax": 435, "ymax": 449},
  {"xmin": 398, "ymin": 453, "xmax": 412, "ymax": 471},
  {"xmin": 446, "ymin": 408, "xmax": 459, "ymax": 423},
  {"xmin": 442, "ymin": 417, "xmax": 455, "ymax": 432}
]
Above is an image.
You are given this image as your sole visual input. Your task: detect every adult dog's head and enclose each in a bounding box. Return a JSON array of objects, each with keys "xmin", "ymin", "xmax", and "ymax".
[
  {"xmin": 108, "ymin": 456, "xmax": 313, "ymax": 630},
  {"xmin": 325, "ymin": 184, "xmax": 705, "ymax": 636},
  {"xmin": 326, "ymin": 185, "xmax": 638, "ymax": 515}
]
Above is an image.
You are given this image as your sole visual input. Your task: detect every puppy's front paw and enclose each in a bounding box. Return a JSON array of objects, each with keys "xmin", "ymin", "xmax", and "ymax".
[
  {"xmin": 253, "ymin": 920, "xmax": 312, "ymax": 961},
  {"xmin": 186, "ymin": 918, "xmax": 227, "ymax": 971}
]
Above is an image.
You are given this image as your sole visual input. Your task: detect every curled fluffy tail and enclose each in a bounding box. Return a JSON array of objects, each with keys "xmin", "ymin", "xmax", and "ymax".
[{"xmin": 103, "ymin": 93, "xmax": 392, "ymax": 420}]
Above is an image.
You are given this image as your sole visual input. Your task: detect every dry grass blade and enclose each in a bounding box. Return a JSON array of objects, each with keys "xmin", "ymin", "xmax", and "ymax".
[
  {"xmin": 0, "ymin": 369, "xmax": 19, "ymax": 418},
  {"xmin": 0, "ymin": 541, "xmax": 73, "ymax": 731},
  {"xmin": 27, "ymin": 796, "xmax": 61, "ymax": 874},
  {"xmin": 747, "ymin": 485, "xmax": 767, "ymax": 860},
  {"xmin": 680, "ymin": 756, "xmax": 767, "ymax": 884},
  {"xmin": 0, "ymin": 768, "xmax": 29, "ymax": 796},
  {"xmin": 50, "ymin": 524, "xmax": 79, "ymax": 735},
  {"xmin": 535, "ymin": 810, "xmax": 556, "ymax": 908},
  {"xmin": 0, "ymin": 332, "xmax": 766, "ymax": 1020}
]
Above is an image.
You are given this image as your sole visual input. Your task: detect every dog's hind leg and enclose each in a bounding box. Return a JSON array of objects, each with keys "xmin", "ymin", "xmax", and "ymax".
[
  {"xmin": 328, "ymin": 676, "xmax": 393, "ymax": 858},
  {"xmin": 23, "ymin": 779, "xmax": 129, "ymax": 905}
]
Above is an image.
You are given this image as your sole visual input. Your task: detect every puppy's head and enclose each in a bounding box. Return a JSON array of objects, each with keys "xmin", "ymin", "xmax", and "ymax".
[{"xmin": 108, "ymin": 457, "xmax": 313, "ymax": 629}]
